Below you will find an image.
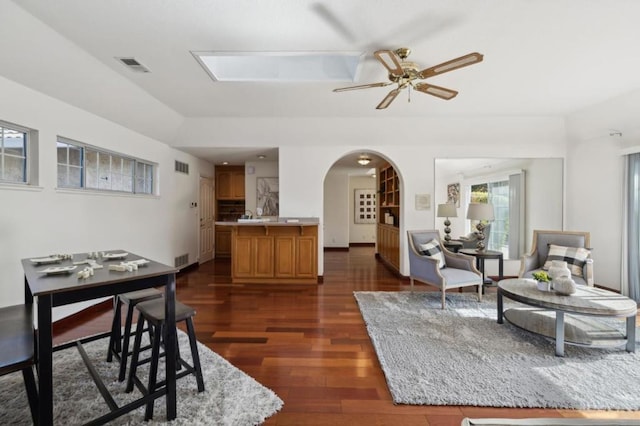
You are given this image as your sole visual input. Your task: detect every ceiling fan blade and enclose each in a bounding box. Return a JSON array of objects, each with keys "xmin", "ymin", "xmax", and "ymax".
[
  {"xmin": 414, "ymin": 83, "xmax": 458, "ymax": 100},
  {"xmin": 376, "ymin": 88, "xmax": 402, "ymax": 109},
  {"xmin": 333, "ymin": 82, "xmax": 391, "ymax": 92},
  {"xmin": 311, "ymin": 4, "xmax": 358, "ymax": 43},
  {"xmin": 374, "ymin": 50, "xmax": 404, "ymax": 77},
  {"xmin": 417, "ymin": 52, "xmax": 484, "ymax": 79}
]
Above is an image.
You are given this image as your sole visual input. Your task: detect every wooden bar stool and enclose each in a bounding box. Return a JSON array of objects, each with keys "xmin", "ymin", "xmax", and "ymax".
[
  {"xmin": 0, "ymin": 304, "xmax": 38, "ymax": 424},
  {"xmin": 106, "ymin": 288, "xmax": 163, "ymax": 381},
  {"xmin": 126, "ymin": 298, "xmax": 205, "ymax": 420}
]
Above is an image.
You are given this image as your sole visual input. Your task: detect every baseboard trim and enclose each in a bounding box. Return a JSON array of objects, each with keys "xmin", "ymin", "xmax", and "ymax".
[
  {"xmin": 178, "ymin": 262, "xmax": 199, "ymax": 275},
  {"xmin": 349, "ymin": 242, "xmax": 375, "ymax": 247},
  {"xmin": 324, "ymin": 247, "xmax": 349, "ymax": 251}
]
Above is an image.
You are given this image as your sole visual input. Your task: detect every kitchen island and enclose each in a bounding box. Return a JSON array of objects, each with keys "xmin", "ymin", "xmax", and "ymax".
[{"xmin": 214, "ymin": 218, "xmax": 319, "ymax": 284}]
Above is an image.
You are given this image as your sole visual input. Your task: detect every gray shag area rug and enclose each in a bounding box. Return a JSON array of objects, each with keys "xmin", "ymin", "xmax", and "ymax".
[
  {"xmin": 0, "ymin": 330, "xmax": 283, "ymax": 425},
  {"xmin": 354, "ymin": 291, "xmax": 640, "ymax": 410}
]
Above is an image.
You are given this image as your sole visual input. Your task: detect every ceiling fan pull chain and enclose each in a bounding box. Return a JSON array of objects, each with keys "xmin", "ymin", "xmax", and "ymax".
[{"xmin": 408, "ymin": 84, "xmax": 411, "ymax": 103}]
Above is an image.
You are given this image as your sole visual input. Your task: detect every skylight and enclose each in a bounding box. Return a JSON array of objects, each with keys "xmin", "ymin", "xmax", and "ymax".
[{"xmin": 192, "ymin": 51, "xmax": 363, "ymax": 82}]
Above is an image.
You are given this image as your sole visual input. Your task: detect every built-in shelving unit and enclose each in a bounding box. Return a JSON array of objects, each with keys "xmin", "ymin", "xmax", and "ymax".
[
  {"xmin": 217, "ymin": 200, "xmax": 246, "ymax": 222},
  {"xmin": 377, "ymin": 162, "xmax": 400, "ymax": 272},
  {"xmin": 215, "ymin": 165, "xmax": 245, "ymax": 258}
]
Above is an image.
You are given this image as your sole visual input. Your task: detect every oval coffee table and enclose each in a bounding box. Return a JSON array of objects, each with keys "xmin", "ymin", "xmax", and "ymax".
[{"xmin": 497, "ymin": 278, "xmax": 637, "ymax": 356}]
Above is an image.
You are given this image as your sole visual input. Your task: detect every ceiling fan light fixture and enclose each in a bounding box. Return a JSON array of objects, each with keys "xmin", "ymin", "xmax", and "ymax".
[{"xmin": 334, "ymin": 48, "xmax": 483, "ymax": 109}]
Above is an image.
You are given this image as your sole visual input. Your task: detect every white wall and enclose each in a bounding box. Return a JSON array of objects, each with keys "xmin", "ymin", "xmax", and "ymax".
[
  {"xmin": 323, "ymin": 170, "xmax": 350, "ymax": 248},
  {"xmin": 349, "ymin": 175, "xmax": 377, "ymax": 244},
  {"xmin": 565, "ymin": 89, "xmax": 640, "ymax": 291},
  {"xmin": 0, "ymin": 76, "xmax": 213, "ymax": 319}
]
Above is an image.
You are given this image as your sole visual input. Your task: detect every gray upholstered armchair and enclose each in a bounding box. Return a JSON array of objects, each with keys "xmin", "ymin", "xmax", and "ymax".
[
  {"xmin": 407, "ymin": 230, "xmax": 483, "ymax": 309},
  {"xmin": 451, "ymin": 223, "xmax": 492, "ymax": 250},
  {"xmin": 518, "ymin": 230, "xmax": 594, "ymax": 286}
]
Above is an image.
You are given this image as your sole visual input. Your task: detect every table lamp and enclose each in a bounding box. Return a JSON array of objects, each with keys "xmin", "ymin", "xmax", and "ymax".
[
  {"xmin": 466, "ymin": 203, "xmax": 494, "ymax": 251},
  {"xmin": 437, "ymin": 203, "xmax": 457, "ymax": 242}
]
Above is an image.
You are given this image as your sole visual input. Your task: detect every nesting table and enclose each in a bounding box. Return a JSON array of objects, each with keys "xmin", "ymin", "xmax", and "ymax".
[{"xmin": 497, "ymin": 278, "xmax": 637, "ymax": 357}]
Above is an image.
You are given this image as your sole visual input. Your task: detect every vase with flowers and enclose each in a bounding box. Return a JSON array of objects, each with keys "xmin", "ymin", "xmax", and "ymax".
[{"xmin": 532, "ymin": 271, "xmax": 552, "ymax": 291}]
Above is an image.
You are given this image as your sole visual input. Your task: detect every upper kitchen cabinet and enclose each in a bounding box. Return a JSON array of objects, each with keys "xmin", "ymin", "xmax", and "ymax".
[{"xmin": 216, "ymin": 165, "xmax": 245, "ymax": 200}]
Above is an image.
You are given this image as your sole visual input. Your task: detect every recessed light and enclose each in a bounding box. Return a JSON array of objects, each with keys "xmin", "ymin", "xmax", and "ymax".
[
  {"xmin": 257, "ymin": 155, "xmax": 266, "ymax": 159},
  {"xmin": 222, "ymin": 161, "xmax": 229, "ymax": 165}
]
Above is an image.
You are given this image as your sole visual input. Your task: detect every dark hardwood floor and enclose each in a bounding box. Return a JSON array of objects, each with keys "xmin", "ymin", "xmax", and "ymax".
[{"xmin": 53, "ymin": 247, "xmax": 640, "ymax": 425}]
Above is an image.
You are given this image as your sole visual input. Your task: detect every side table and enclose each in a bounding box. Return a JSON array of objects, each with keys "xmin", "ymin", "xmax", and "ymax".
[
  {"xmin": 459, "ymin": 248, "xmax": 504, "ymax": 286},
  {"xmin": 443, "ymin": 240, "xmax": 463, "ymax": 253}
]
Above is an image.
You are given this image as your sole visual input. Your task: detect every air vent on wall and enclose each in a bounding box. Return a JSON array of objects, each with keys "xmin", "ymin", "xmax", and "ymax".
[
  {"xmin": 175, "ymin": 160, "xmax": 189, "ymax": 175},
  {"xmin": 174, "ymin": 253, "xmax": 189, "ymax": 268},
  {"xmin": 116, "ymin": 57, "xmax": 151, "ymax": 73}
]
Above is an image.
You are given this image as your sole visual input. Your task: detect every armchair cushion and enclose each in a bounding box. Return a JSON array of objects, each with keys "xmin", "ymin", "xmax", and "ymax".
[
  {"xmin": 543, "ymin": 244, "xmax": 591, "ymax": 277},
  {"xmin": 418, "ymin": 238, "xmax": 446, "ymax": 269}
]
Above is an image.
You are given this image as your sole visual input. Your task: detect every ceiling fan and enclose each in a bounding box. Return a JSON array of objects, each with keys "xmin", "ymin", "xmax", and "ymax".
[{"xmin": 333, "ymin": 48, "xmax": 483, "ymax": 109}]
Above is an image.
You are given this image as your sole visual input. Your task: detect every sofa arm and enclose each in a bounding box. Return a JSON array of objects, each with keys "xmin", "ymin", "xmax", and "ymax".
[
  {"xmin": 518, "ymin": 252, "xmax": 539, "ymax": 278},
  {"xmin": 444, "ymin": 251, "xmax": 481, "ymax": 275}
]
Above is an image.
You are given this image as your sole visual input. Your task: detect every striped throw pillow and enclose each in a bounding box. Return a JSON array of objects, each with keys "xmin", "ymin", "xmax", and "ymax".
[
  {"xmin": 418, "ymin": 238, "xmax": 446, "ymax": 269},
  {"xmin": 543, "ymin": 244, "xmax": 590, "ymax": 277}
]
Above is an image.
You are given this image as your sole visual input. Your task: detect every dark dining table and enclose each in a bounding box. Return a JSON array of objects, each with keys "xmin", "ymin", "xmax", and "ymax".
[{"xmin": 22, "ymin": 250, "xmax": 178, "ymax": 426}]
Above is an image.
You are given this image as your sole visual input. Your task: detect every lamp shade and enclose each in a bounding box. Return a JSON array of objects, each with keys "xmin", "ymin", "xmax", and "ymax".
[
  {"xmin": 466, "ymin": 203, "xmax": 495, "ymax": 221},
  {"xmin": 437, "ymin": 203, "xmax": 457, "ymax": 218}
]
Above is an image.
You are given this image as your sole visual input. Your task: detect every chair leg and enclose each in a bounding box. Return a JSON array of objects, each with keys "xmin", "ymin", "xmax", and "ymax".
[
  {"xmin": 22, "ymin": 366, "xmax": 38, "ymax": 425},
  {"xmin": 441, "ymin": 288, "xmax": 446, "ymax": 309},
  {"xmin": 106, "ymin": 296, "xmax": 122, "ymax": 362},
  {"xmin": 145, "ymin": 323, "xmax": 162, "ymax": 421},
  {"xmin": 410, "ymin": 277, "xmax": 414, "ymax": 292},
  {"xmin": 186, "ymin": 317, "xmax": 205, "ymax": 392},
  {"xmin": 125, "ymin": 314, "xmax": 146, "ymax": 393},
  {"xmin": 118, "ymin": 303, "xmax": 136, "ymax": 382},
  {"xmin": 478, "ymin": 282, "xmax": 483, "ymax": 302}
]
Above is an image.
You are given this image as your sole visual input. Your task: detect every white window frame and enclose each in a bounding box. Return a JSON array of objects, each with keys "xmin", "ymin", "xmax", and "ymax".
[
  {"xmin": 57, "ymin": 136, "xmax": 156, "ymax": 195},
  {"xmin": 0, "ymin": 120, "xmax": 38, "ymax": 186}
]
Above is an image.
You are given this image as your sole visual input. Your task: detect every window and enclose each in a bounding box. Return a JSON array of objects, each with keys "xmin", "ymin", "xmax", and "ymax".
[
  {"xmin": 466, "ymin": 171, "xmax": 525, "ymax": 258},
  {"xmin": 57, "ymin": 141, "xmax": 83, "ymax": 188},
  {"xmin": 57, "ymin": 136, "xmax": 155, "ymax": 194},
  {"xmin": 469, "ymin": 180, "xmax": 510, "ymax": 255},
  {"xmin": 1, "ymin": 121, "xmax": 28, "ymax": 184}
]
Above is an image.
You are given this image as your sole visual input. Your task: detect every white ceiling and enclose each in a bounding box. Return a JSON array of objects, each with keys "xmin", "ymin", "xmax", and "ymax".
[
  {"xmin": 6, "ymin": 0, "xmax": 640, "ymax": 165},
  {"xmin": 11, "ymin": 0, "xmax": 640, "ymax": 118}
]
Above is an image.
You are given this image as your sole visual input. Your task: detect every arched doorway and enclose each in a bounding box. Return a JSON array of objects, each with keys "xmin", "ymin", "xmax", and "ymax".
[{"xmin": 322, "ymin": 151, "xmax": 403, "ymax": 275}]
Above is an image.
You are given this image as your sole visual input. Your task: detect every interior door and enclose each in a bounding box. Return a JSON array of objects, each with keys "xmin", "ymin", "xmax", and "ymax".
[{"xmin": 199, "ymin": 176, "xmax": 215, "ymax": 263}]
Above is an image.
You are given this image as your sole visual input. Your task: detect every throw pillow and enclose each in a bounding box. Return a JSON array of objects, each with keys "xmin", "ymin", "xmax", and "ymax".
[
  {"xmin": 418, "ymin": 238, "xmax": 446, "ymax": 269},
  {"xmin": 543, "ymin": 244, "xmax": 590, "ymax": 277}
]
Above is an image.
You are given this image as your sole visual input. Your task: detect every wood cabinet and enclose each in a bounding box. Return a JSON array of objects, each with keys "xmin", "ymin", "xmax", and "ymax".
[
  {"xmin": 377, "ymin": 162, "xmax": 400, "ymax": 272},
  {"xmin": 215, "ymin": 226, "xmax": 232, "ymax": 257},
  {"xmin": 229, "ymin": 224, "xmax": 318, "ymax": 284},
  {"xmin": 377, "ymin": 224, "xmax": 400, "ymax": 270},
  {"xmin": 216, "ymin": 165, "xmax": 245, "ymax": 200},
  {"xmin": 215, "ymin": 165, "xmax": 246, "ymax": 257},
  {"xmin": 233, "ymin": 234, "xmax": 274, "ymax": 278}
]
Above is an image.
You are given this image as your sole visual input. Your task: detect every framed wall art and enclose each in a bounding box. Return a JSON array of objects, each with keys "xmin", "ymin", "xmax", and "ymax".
[
  {"xmin": 354, "ymin": 189, "xmax": 376, "ymax": 224},
  {"xmin": 257, "ymin": 177, "xmax": 279, "ymax": 216},
  {"xmin": 414, "ymin": 193, "xmax": 431, "ymax": 211},
  {"xmin": 447, "ymin": 182, "xmax": 460, "ymax": 207}
]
